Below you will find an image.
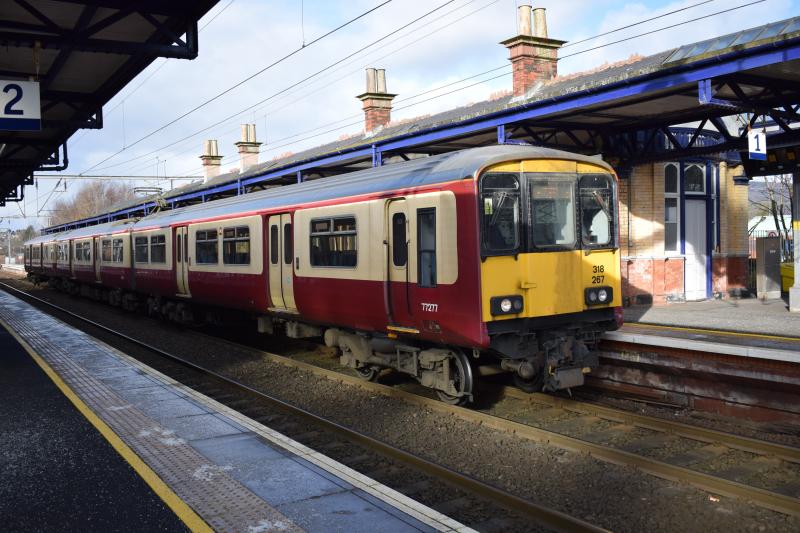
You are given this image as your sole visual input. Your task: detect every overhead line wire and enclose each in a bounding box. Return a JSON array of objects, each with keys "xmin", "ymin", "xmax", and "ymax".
[
  {"xmin": 560, "ymin": 0, "xmax": 767, "ymax": 59},
  {"xmin": 78, "ymin": 0, "xmax": 396, "ymax": 175},
  {"xmin": 69, "ymin": 0, "xmax": 237, "ymax": 147},
  {"xmin": 562, "ymin": 0, "xmax": 717, "ymax": 48},
  {"xmin": 86, "ymin": 0, "xmax": 461, "ymax": 175},
  {"xmin": 72, "ymin": 0, "xmax": 765, "ymax": 182},
  {"xmin": 174, "ymin": 0, "xmax": 771, "ymax": 176},
  {"xmin": 109, "ymin": 0, "xmax": 502, "ymax": 177}
]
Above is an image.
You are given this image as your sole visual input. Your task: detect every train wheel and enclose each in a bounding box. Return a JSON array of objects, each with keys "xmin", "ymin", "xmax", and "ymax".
[
  {"xmin": 437, "ymin": 350, "xmax": 473, "ymax": 406},
  {"xmin": 513, "ymin": 370, "xmax": 545, "ymax": 393},
  {"xmin": 355, "ymin": 365, "xmax": 380, "ymax": 382}
]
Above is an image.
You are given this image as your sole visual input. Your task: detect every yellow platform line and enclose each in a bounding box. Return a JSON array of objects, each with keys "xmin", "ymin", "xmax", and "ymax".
[
  {"xmin": 625, "ymin": 321, "xmax": 800, "ymax": 343},
  {"xmin": 0, "ymin": 318, "xmax": 212, "ymax": 533}
]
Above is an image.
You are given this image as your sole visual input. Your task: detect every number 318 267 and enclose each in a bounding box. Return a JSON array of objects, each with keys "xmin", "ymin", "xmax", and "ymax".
[{"xmin": 591, "ymin": 265, "xmax": 605, "ymax": 284}]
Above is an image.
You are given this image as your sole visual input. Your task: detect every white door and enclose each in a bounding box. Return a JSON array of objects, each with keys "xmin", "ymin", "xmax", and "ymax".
[
  {"xmin": 684, "ymin": 200, "xmax": 708, "ymax": 301},
  {"xmin": 175, "ymin": 226, "xmax": 190, "ymax": 295},
  {"xmin": 268, "ymin": 214, "xmax": 296, "ymax": 312}
]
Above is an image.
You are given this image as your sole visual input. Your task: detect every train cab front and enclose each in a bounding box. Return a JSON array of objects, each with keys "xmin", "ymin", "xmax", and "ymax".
[{"xmin": 477, "ymin": 158, "xmax": 623, "ymax": 392}]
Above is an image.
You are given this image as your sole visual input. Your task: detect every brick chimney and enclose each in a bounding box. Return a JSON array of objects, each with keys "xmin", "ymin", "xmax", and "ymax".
[
  {"xmin": 199, "ymin": 139, "xmax": 223, "ymax": 182},
  {"xmin": 500, "ymin": 4, "xmax": 565, "ymax": 97},
  {"xmin": 356, "ymin": 68, "xmax": 396, "ymax": 133},
  {"xmin": 234, "ymin": 124, "xmax": 262, "ymax": 173}
]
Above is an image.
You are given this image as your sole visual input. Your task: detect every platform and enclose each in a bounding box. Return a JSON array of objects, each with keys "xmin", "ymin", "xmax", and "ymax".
[
  {"xmin": 0, "ymin": 290, "xmax": 470, "ymax": 533},
  {"xmin": 623, "ymin": 297, "xmax": 799, "ymax": 338},
  {"xmin": 606, "ymin": 297, "xmax": 800, "ymax": 364}
]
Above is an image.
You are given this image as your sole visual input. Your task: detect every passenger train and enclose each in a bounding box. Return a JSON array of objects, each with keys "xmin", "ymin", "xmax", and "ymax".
[{"xmin": 25, "ymin": 145, "xmax": 622, "ymax": 404}]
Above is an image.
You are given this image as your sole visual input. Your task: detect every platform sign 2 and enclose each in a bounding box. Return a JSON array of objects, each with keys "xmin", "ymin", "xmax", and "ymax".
[
  {"xmin": 0, "ymin": 80, "xmax": 41, "ymax": 131},
  {"xmin": 748, "ymin": 130, "xmax": 767, "ymax": 161}
]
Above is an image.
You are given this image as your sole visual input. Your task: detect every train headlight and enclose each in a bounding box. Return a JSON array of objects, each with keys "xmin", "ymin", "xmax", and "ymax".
[
  {"xmin": 585, "ymin": 287, "xmax": 613, "ymax": 306},
  {"xmin": 490, "ymin": 295, "xmax": 524, "ymax": 316}
]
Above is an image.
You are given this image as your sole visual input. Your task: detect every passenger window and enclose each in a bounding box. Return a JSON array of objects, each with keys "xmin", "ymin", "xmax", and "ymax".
[
  {"xmin": 223, "ymin": 226, "xmax": 250, "ymax": 265},
  {"xmin": 134, "ymin": 236, "xmax": 149, "ymax": 263},
  {"xmin": 392, "ymin": 213, "xmax": 407, "ymax": 267},
  {"xmin": 112, "ymin": 239, "xmax": 124, "ymax": 263},
  {"xmin": 150, "ymin": 235, "xmax": 167, "ymax": 263},
  {"xmin": 102, "ymin": 240, "xmax": 112, "ymax": 262},
  {"xmin": 270, "ymin": 225, "xmax": 279, "ymax": 264},
  {"xmin": 310, "ymin": 216, "xmax": 357, "ymax": 267},
  {"xmin": 283, "ymin": 223, "xmax": 293, "ymax": 265},
  {"xmin": 176, "ymin": 235, "xmax": 182, "ymax": 263},
  {"xmin": 195, "ymin": 229, "xmax": 218, "ymax": 264},
  {"xmin": 417, "ymin": 208, "xmax": 436, "ymax": 288}
]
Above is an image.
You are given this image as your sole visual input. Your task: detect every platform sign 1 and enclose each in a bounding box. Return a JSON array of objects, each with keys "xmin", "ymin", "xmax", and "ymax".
[
  {"xmin": 0, "ymin": 80, "xmax": 41, "ymax": 131},
  {"xmin": 748, "ymin": 130, "xmax": 767, "ymax": 161}
]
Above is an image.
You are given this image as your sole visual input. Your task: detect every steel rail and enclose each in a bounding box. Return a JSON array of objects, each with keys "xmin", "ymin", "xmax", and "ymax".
[
  {"xmin": 181, "ymin": 329, "xmax": 800, "ymax": 518},
  {"xmin": 507, "ymin": 389, "xmax": 800, "ymax": 464},
  {"xmin": 0, "ymin": 282, "xmax": 607, "ymax": 533}
]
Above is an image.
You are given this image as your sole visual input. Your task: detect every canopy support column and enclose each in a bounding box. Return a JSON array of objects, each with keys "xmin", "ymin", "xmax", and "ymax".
[{"xmin": 791, "ymin": 171, "xmax": 800, "ymax": 312}]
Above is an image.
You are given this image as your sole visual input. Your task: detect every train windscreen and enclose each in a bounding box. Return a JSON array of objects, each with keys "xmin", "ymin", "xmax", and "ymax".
[{"xmin": 480, "ymin": 170, "xmax": 617, "ymax": 255}]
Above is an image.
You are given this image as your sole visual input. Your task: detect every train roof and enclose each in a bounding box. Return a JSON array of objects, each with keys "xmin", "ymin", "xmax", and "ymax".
[{"xmin": 28, "ymin": 145, "xmax": 609, "ymax": 245}]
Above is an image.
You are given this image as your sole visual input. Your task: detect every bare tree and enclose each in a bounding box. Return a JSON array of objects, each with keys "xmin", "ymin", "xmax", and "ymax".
[
  {"xmin": 12, "ymin": 225, "xmax": 38, "ymax": 251},
  {"xmin": 48, "ymin": 181, "xmax": 136, "ymax": 226}
]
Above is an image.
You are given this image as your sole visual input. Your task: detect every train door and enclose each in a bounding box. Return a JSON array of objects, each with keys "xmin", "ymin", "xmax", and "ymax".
[
  {"xmin": 386, "ymin": 199, "xmax": 413, "ymax": 327},
  {"xmin": 267, "ymin": 214, "xmax": 296, "ymax": 312},
  {"xmin": 94, "ymin": 237, "xmax": 102, "ymax": 281},
  {"xmin": 175, "ymin": 226, "xmax": 190, "ymax": 295}
]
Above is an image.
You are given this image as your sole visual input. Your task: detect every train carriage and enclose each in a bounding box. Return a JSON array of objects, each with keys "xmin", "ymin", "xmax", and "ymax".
[{"xmin": 25, "ymin": 145, "xmax": 622, "ymax": 404}]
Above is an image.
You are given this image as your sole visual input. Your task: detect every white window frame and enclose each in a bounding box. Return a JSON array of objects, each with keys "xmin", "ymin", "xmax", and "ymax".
[
  {"xmin": 664, "ymin": 162, "xmax": 681, "ymax": 255},
  {"xmin": 684, "ymin": 163, "xmax": 706, "ymax": 195}
]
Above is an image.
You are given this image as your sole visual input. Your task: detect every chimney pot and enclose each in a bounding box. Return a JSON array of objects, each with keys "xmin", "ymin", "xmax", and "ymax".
[
  {"xmin": 356, "ymin": 67, "xmax": 397, "ymax": 134},
  {"xmin": 533, "ymin": 8, "xmax": 547, "ymax": 38},
  {"xmin": 517, "ymin": 4, "xmax": 532, "ymax": 36},
  {"xmin": 234, "ymin": 123, "xmax": 262, "ymax": 173}
]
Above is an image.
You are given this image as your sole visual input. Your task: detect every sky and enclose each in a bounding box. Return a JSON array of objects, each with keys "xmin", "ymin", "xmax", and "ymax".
[{"xmin": 2, "ymin": 0, "xmax": 798, "ymax": 229}]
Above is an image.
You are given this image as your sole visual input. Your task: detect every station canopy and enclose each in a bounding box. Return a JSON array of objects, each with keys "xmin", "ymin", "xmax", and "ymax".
[{"xmin": 0, "ymin": 0, "xmax": 218, "ymax": 205}]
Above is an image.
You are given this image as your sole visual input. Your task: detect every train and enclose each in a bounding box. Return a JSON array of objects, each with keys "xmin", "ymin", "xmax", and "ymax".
[{"xmin": 24, "ymin": 145, "xmax": 623, "ymax": 404}]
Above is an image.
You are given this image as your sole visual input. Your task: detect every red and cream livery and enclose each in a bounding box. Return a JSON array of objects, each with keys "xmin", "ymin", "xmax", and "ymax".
[{"xmin": 25, "ymin": 146, "xmax": 623, "ymax": 403}]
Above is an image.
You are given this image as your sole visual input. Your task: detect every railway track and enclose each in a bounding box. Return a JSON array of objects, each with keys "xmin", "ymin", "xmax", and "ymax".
[
  {"xmin": 211, "ymin": 337, "xmax": 800, "ymax": 517},
  {"xmin": 0, "ymin": 281, "xmax": 605, "ymax": 533},
  {"xmin": 5, "ymin": 280, "xmax": 800, "ymax": 520}
]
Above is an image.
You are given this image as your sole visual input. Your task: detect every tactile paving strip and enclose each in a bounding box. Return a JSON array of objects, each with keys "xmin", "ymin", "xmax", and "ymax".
[{"xmin": 0, "ymin": 293, "xmax": 301, "ymax": 533}]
